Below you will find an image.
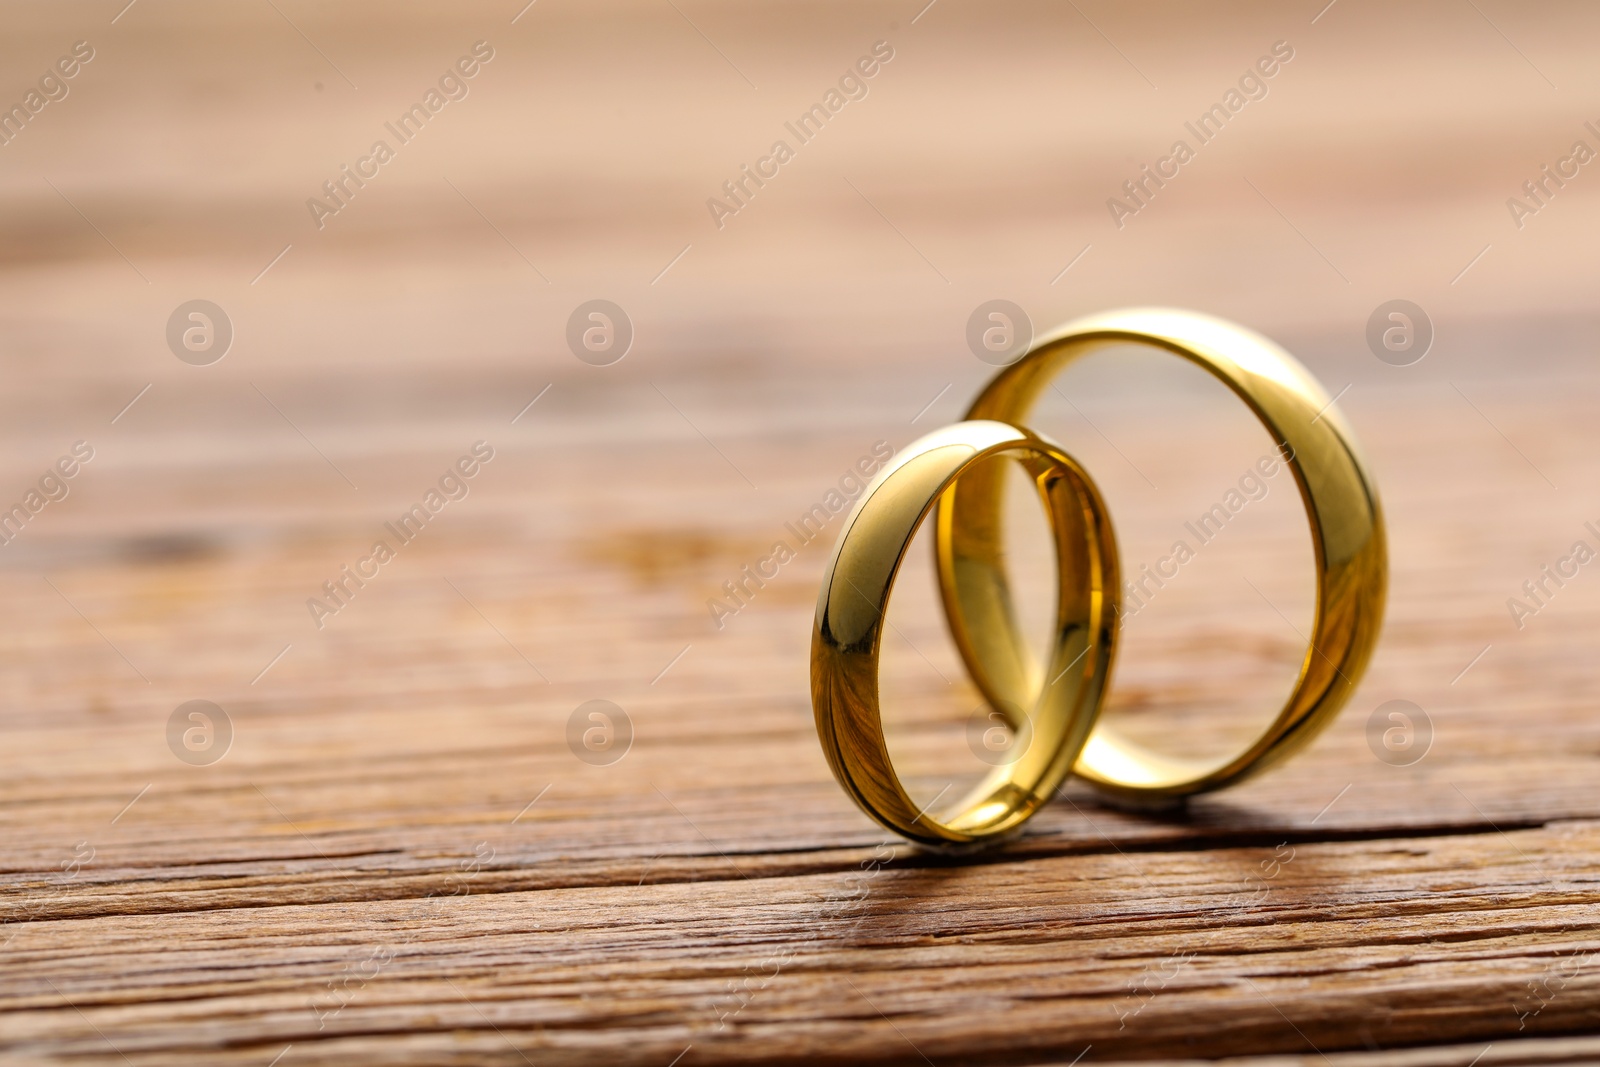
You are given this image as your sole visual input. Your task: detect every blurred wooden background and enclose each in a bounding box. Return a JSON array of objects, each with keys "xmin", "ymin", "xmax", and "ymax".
[{"xmin": 4, "ymin": 0, "xmax": 1600, "ymax": 1063}]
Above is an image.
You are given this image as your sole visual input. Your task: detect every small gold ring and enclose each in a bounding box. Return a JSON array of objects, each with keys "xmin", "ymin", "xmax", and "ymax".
[
  {"xmin": 937, "ymin": 307, "xmax": 1387, "ymax": 803},
  {"xmin": 811, "ymin": 419, "xmax": 1120, "ymax": 848}
]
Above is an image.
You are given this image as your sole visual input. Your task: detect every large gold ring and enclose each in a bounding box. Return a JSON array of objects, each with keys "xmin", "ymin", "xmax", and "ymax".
[
  {"xmin": 938, "ymin": 307, "xmax": 1387, "ymax": 803},
  {"xmin": 811, "ymin": 419, "xmax": 1119, "ymax": 848}
]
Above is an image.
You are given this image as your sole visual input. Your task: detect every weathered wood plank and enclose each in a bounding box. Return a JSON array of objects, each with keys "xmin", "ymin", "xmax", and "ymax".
[{"xmin": 7, "ymin": 823, "xmax": 1600, "ymax": 1064}]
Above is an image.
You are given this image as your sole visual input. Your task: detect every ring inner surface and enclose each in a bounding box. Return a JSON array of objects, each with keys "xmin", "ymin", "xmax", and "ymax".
[{"xmin": 932, "ymin": 446, "xmax": 1113, "ymax": 835}]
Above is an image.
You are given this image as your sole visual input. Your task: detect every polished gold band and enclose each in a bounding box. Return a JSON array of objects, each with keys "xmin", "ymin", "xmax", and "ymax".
[
  {"xmin": 811, "ymin": 420, "xmax": 1120, "ymax": 848},
  {"xmin": 938, "ymin": 307, "xmax": 1387, "ymax": 802}
]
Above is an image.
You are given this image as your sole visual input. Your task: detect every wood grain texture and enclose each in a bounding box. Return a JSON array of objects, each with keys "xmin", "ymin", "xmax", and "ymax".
[{"xmin": 4, "ymin": 1, "xmax": 1600, "ymax": 1063}]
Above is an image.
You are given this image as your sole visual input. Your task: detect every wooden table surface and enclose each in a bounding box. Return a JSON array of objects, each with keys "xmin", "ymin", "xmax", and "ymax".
[{"xmin": 5, "ymin": 1, "xmax": 1600, "ymax": 1063}]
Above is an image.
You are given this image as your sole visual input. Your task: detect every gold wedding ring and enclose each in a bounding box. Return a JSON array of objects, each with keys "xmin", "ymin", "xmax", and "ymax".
[
  {"xmin": 811, "ymin": 307, "xmax": 1387, "ymax": 846},
  {"xmin": 811, "ymin": 420, "xmax": 1119, "ymax": 848},
  {"xmin": 939, "ymin": 307, "xmax": 1386, "ymax": 803}
]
